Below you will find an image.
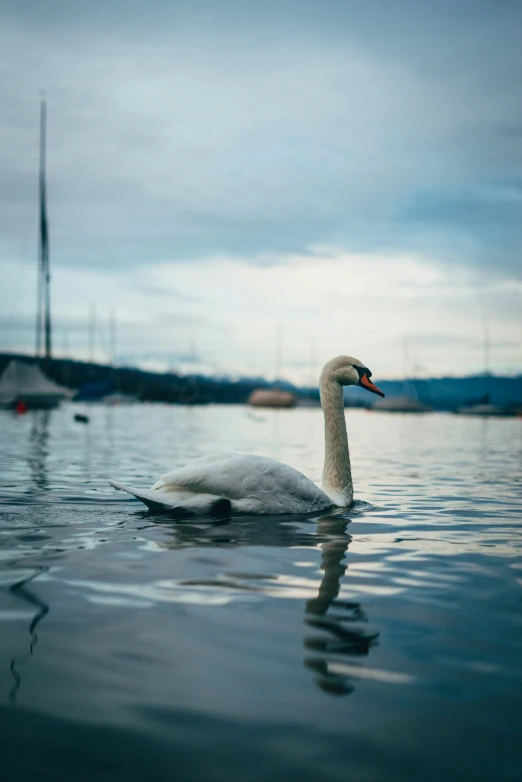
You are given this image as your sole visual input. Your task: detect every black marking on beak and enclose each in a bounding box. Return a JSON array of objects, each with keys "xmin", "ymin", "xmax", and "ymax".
[{"xmin": 355, "ymin": 366, "xmax": 385, "ymax": 397}]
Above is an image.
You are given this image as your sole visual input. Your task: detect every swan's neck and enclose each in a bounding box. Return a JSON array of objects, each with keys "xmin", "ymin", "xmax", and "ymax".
[{"xmin": 320, "ymin": 374, "xmax": 353, "ymax": 506}]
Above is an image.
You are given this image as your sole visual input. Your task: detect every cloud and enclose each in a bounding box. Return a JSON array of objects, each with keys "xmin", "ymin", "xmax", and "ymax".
[
  {"xmin": 1, "ymin": 246, "xmax": 521, "ymax": 378},
  {"xmin": 128, "ymin": 281, "xmax": 199, "ymax": 302},
  {"xmin": 1, "ymin": 1, "xmax": 521, "ymax": 377},
  {"xmin": 0, "ymin": 0, "xmax": 521, "ymax": 278}
]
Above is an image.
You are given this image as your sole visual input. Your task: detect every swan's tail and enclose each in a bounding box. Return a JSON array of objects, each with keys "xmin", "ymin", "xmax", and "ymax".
[{"xmin": 108, "ymin": 481, "xmax": 231, "ymax": 518}]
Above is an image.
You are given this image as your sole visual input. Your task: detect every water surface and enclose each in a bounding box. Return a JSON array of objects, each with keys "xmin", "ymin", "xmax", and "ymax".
[{"xmin": 1, "ymin": 404, "xmax": 521, "ymax": 781}]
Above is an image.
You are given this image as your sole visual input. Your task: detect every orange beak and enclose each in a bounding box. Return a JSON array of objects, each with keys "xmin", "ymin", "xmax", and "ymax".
[{"xmin": 359, "ymin": 373, "xmax": 385, "ymax": 397}]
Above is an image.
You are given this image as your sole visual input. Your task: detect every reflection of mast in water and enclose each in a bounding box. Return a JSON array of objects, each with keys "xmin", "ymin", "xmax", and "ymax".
[
  {"xmin": 11, "ymin": 409, "xmax": 52, "ymax": 702},
  {"xmin": 27, "ymin": 410, "xmax": 51, "ymax": 495},
  {"xmin": 303, "ymin": 517, "xmax": 378, "ymax": 696},
  {"xmin": 9, "ymin": 566, "xmax": 50, "ymax": 704}
]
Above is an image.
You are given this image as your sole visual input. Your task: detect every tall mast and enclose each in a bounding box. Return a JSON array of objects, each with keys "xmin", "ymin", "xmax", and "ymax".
[
  {"xmin": 88, "ymin": 304, "xmax": 96, "ymax": 363},
  {"xmin": 109, "ymin": 310, "xmax": 117, "ymax": 366},
  {"xmin": 36, "ymin": 99, "xmax": 52, "ymax": 366},
  {"xmin": 35, "ymin": 239, "xmax": 43, "ymax": 357},
  {"xmin": 275, "ymin": 323, "xmax": 282, "ymax": 383},
  {"xmin": 483, "ymin": 315, "xmax": 490, "ymax": 401},
  {"xmin": 35, "ymin": 102, "xmax": 44, "ymax": 358}
]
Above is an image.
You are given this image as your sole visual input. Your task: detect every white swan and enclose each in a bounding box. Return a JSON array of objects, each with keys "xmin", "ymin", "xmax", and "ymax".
[{"xmin": 109, "ymin": 355, "xmax": 384, "ymax": 517}]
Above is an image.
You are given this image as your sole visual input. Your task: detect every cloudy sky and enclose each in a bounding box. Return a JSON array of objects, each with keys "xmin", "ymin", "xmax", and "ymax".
[{"xmin": 1, "ymin": 0, "xmax": 521, "ymax": 382}]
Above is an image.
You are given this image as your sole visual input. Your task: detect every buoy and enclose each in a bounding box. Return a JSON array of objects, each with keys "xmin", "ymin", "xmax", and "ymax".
[{"xmin": 15, "ymin": 400, "xmax": 28, "ymax": 415}]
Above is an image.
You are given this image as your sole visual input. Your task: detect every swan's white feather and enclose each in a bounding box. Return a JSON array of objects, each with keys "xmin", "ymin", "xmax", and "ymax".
[
  {"xmin": 110, "ymin": 453, "xmax": 333, "ymax": 516},
  {"xmin": 108, "ymin": 480, "xmax": 227, "ymax": 515}
]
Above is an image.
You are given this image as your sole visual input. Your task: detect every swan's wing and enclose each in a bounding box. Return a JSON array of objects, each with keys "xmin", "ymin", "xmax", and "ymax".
[
  {"xmin": 108, "ymin": 480, "xmax": 230, "ymax": 516},
  {"xmin": 174, "ymin": 452, "xmax": 236, "ymax": 467},
  {"xmin": 149, "ymin": 452, "xmax": 237, "ymax": 490},
  {"xmin": 159, "ymin": 453, "xmax": 327, "ymax": 505},
  {"xmin": 109, "ymin": 480, "xmax": 178, "ymax": 511}
]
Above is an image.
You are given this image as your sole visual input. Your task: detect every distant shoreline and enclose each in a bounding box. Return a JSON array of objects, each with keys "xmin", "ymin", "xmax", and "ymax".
[{"xmin": 1, "ymin": 352, "xmax": 521, "ymax": 411}]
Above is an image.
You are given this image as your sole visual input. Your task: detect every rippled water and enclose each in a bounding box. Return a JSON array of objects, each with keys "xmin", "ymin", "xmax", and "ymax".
[{"xmin": 1, "ymin": 404, "xmax": 521, "ymax": 781}]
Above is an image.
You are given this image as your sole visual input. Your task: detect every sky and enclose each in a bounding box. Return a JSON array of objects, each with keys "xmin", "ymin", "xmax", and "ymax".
[{"xmin": 0, "ymin": 0, "xmax": 521, "ymax": 382}]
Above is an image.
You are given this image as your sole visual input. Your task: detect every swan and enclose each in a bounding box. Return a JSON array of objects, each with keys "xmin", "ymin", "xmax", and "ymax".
[{"xmin": 109, "ymin": 355, "xmax": 384, "ymax": 517}]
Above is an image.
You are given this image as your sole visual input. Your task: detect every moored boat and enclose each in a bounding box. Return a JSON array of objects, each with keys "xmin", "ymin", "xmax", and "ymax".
[
  {"xmin": 247, "ymin": 389, "xmax": 296, "ymax": 408},
  {"xmin": 0, "ymin": 360, "xmax": 71, "ymax": 409}
]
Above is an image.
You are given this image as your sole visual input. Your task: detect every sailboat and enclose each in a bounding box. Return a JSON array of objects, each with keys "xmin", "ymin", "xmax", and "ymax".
[
  {"xmin": 248, "ymin": 326, "xmax": 296, "ymax": 408},
  {"xmin": 372, "ymin": 393, "xmax": 432, "ymax": 413},
  {"xmin": 0, "ymin": 100, "xmax": 71, "ymax": 409},
  {"xmin": 0, "ymin": 359, "xmax": 71, "ymax": 409},
  {"xmin": 456, "ymin": 396, "xmax": 507, "ymax": 416},
  {"xmin": 372, "ymin": 341, "xmax": 432, "ymax": 413},
  {"xmin": 455, "ymin": 319, "xmax": 506, "ymax": 416},
  {"xmin": 248, "ymin": 387, "xmax": 296, "ymax": 408}
]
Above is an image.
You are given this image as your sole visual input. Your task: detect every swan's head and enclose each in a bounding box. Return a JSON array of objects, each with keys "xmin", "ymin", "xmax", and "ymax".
[{"xmin": 321, "ymin": 355, "xmax": 385, "ymax": 397}]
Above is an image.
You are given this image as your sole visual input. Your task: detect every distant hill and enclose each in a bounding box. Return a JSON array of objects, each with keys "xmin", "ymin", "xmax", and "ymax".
[
  {"xmin": 1, "ymin": 353, "xmax": 521, "ymax": 410},
  {"xmin": 378, "ymin": 376, "xmax": 522, "ymax": 409},
  {"xmin": 343, "ymin": 376, "xmax": 522, "ymax": 410}
]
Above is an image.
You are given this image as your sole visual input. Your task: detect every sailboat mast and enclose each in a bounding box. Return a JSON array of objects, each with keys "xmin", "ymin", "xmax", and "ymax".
[
  {"xmin": 38, "ymin": 99, "xmax": 52, "ymax": 366},
  {"xmin": 109, "ymin": 310, "xmax": 117, "ymax": 366},
  {"xmin": 88, "ymin": 304, "xmax": 96, "ymax": 363},
  {"xmin": 275, "ymin": 324, "xmax": 282, "ymax": 383},
  {"xmin": 35, "ymin": 102, "xmax": 44, "ymax": 358},
  {"xmin": 35, "ymin": 242, "xmax": 43, "ymax": 358},
  {"xmin": 483, "ymin": 315, "xmax": 490, "ymax": 400}
]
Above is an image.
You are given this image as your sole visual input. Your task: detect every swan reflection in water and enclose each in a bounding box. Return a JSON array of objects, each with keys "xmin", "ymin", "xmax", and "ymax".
[
  {"xmin": 303, "ymin": 517, "xmax": 378, "ymax": 695},
  {"xmin": 160, "ymin": 510, "xmax": 379, "ymax": 697}
]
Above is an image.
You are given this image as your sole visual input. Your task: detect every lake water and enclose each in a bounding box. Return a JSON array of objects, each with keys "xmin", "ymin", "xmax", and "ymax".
[{"xmin": 0, "ymin": 403, "xmax": 521, "ymax": 782}]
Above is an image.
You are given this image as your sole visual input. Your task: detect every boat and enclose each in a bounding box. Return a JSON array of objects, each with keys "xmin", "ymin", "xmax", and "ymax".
[
  {"xmin": 372, "ymin": 339, "xmax": 433, "ymax": 413},
  {"xmin": 0, "ymin": 104, "xmax": 73, "ymax": 410},
  {"xmin": 372, "ymin": 394, "xmax": 432, "ymax": 413},
  {"xmin": 103, "ymin": 392, "xmax": 138, "ymax": 406},
  {"xmin": 73, "ymin": 380, "xmax": 138, "ymax": 405},
  {"xmin": 247, "ymin": 325, "xmax": 297, "ymax": 408},
  {"xmin": 456, "ymin": 394, "xmax": 510, "ymax": 417},
  {"xmin": 457, "ymin": 403, "xmax": 510, "ymax": 416},
  {"xmin": 455, "ymin": 320, "xmax": 511, "ymax": 416},
  {"xmin": 0, "ymin": 359, "xmax": 72, "ymax": 409},
  {"xmin": 74, "ymin": 380, "xmax": 117, "ymax": 402},
  {"xmin": 247, "ymin": 389, "xmax": 296, "ymax": 408},
  {"xmin": 0, "ymin": 102, "xmax": 72, "ymax": 410}
]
